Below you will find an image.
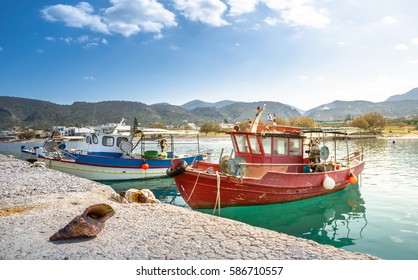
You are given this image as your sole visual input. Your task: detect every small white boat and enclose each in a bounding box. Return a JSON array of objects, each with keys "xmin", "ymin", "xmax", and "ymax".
[{"xmin": 20, "ymin": 145, "xmax": 39, "ymax": 162}]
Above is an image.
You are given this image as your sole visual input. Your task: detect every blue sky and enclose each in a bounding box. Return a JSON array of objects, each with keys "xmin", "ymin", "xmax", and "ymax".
[{"xmin": 1, "ymin": 0, "xmax": 418, "ymax": 111}]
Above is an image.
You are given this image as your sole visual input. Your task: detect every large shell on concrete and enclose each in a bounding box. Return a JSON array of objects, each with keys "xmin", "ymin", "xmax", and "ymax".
[
  {"xmin": 123, "ymin": 189, "xmax": 160, "ymax": 204},
  {"xmin": 49, "ymin": 204, "xmax": 115, "ymax": 241}
]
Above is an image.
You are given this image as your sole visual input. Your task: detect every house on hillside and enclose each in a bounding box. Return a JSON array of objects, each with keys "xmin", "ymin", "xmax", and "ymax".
[
  {"xmin": 51, "ymin": 126, "xmax": 91, "ymax": 138},
  {"xmin": 0, "ymin": 130, "xmax": 17, "ymax": 141}
]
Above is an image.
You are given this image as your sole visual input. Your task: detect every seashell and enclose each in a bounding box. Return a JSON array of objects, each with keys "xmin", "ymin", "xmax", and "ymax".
[
  {"xmin": 111, "ymin": 191, "xmax": 129, "ymax": 204},
  {"xmin": 140, "ymin": 189, "xmax": 157, "ymax": 200},
  {"xmin": 124, "ymin": 189, "xmax": 160, "ymax": 204},
  {"xmin": 32, "ymin": 161, "xmax": 46, "ymax": 168},
  {"xmin": 49, "ymin": 204, "xmax": 115, "ymax": 241}
]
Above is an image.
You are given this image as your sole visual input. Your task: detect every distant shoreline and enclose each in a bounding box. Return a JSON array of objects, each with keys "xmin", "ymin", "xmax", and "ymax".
[{"xmin": 2, "ymin": 131, "xmax": 418, "ymax": 144}]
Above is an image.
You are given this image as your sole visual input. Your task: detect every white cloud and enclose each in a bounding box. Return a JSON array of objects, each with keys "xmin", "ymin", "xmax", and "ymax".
[
  {"xmin": 84, "ymin": 76, "xmax": 96, "ymax": 81},
  {"xmin": 280, "ymin": 5, "xmax": 330, "ymax": 28},
  {"xmin": 41, "ymin": 2, "xmax": 109, "ymax": 34},
  {"xmin": 45, "ymin": 36, "xmax": 56, "ymax": 41},
  {"xmin": 77, "ymin": 35, "xmax": 90, "ymax": 43},
  {"xmin": 84, "ymin": 42, "xmax": 100, "ymax": 49},
  {"xmin": 61, "ymin": 37, "xmax": 73, "ymax": 44},
  {"xmin": 59, "ymin": 35, "xmax": 108, "ymax": 48},
  {"xmin": 41, "ymin": 1, "xmax": 176, "ymax": 37},
  {"xmin": 395, "ymin": 43, "xmax": 409, "ymax": 51},
  {"xmin": 170, "ymin": 45, "xmax": 179, "ymax": 50},
  {"xmin": 382, "ymin": 16, "xmax": 397, "ymax": 25},
  {"xmin": 41, "ymin": 0, "xmax": 331, "ymax": 36},
  {"xmin": 411, "ymin": 37, "xmax": 418, "ymax": 45},
  {"xmin": 227, "ymin": 0, "xmax": 259, "ymax": 16},
  {"xmin": 264, "ymin": 16, "xmax": 278, "ymax": 26},
  {"xmin": 228, "ymin": 0, "xmax": 330, "ymax": 29},
  {"xmin": 104, "ymin": 0, "xmax": 177, "ymax": 36},
  {"xmin": 174, "ymin": 0, "xmax": 229, "ymax": 27}
]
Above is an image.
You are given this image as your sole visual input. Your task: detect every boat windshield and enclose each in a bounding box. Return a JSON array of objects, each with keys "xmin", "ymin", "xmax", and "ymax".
[
  {"xmin": 235, "ymin": 134, "xmax": 250, "ymax": 153},
  {"xmin": 273, "ymin": 137, "xmax": 288, "ymax": 156},
  {"xmin": 248, "ymin": 135, "xmax": 261, "ymax": 154}
]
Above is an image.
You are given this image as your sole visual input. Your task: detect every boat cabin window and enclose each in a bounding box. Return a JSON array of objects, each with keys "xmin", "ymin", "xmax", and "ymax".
[
  {"xmin": 289, "ymin": 138, "xmax": 302, "ymax": 156},
  {"xmin": 117, "ymin": 137, "xmax": 129, "ymax": 147},
  {"xmin": 248, "ymin": 135, "xmax": 261, "ymax": 154},
  {"xmin": 103, "ymin": 136, "xmax": 114, "ymax": 147},
  {"xmin": 235, "ymin": 135, "xmax": 250, "ymax": 153},
  {"xmin": 86, "ymin": 136, "xmax": 91, "ymax": 144},
  {"xmin": 92, "ymin": 134, "xmax": 99, "ymax": 144},
  {"xmin": 262, "ymin": 137, "xmax": 272, "ymax": 156},
  {"xmin": 273, "ymin": 138, "xmax": 288, "ymax": 156}
]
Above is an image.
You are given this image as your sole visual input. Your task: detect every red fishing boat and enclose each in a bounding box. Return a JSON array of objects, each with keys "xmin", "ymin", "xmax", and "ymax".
[{"xmin": 167, "ymin": 105, "xmax": 365, "ymax": 209}]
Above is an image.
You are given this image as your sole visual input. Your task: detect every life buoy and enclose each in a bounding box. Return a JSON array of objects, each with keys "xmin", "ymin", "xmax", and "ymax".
[{"xmin": 166, "ymin": 160, "xmax": 188, "ymax": 177}]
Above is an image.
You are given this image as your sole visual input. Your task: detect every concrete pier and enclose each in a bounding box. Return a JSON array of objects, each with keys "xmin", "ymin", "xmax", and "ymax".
[{"xmin": 0, "ymin": 154, "xmax": 378, "ymax": 260}]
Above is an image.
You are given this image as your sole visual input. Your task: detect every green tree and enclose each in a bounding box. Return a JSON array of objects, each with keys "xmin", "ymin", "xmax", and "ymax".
[
  {"xmin": 235, "ymin": 120, "xmax": 251, "ymax": 132},
  {"xmin": 289, "ymin": 117, "xmax": 316, "ymax": 127},
  {"xmin": 351, "ymin": 116, "xmax": 369, "ymax": 130},
  {"xmin": 274, "ymin": 117, "xmax": 289, "ymax": 126},
  {"xmin": 17, "ymin": 131, "xmax": 36, "ymax": 140},
  {"xmin": 352, "ymin": 112, "xmax": 387, "ymax": 133},
  {"xmin": 133, "ymin": 117, "xmax": 139, "ymax": 130},
  {"xmin": 363, "ymin": 112, "xmax": 387, "ymax": 133},
  {"xmin": 131, "ymin": 117, "xmax": 140, "ymax": 134},
  {"xmin": 199, "ymin": 121, "xmax": 222, "ymax": 135}
]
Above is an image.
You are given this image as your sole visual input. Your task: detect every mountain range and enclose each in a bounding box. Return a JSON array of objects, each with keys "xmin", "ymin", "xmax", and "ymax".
[{"xmin": 1, "ymin": 88, "xmax": 418, "ymax": 130}]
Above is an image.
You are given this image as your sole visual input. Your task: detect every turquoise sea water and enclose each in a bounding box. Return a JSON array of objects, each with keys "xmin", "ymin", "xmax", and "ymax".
[{"xmin": 1, "ymin": 137, "xmax": 418, "ymax": 260}]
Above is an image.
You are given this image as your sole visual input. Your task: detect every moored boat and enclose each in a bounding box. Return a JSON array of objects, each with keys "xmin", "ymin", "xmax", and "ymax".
[
  {"xmin": 36, "ymin": 119, "xmax": 203, "ymax": 181},
  {"xmin": 20, "ymin": 145, "xmax": 39, "ymax": 162},
  {"xmin": 168, "ymin": 105, "xmax": 365, "ymax": 209}
]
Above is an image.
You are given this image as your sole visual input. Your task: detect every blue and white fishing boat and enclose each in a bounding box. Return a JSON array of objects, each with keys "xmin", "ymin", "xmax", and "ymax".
[{"xmin": 36, "ymin": 119, "xmax": 203, "ymax": 181}]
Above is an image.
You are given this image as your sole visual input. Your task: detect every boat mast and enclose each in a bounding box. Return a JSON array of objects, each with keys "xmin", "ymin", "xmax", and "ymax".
[{"xmin": 248, "ymin": 104, "xmax": 265, "ymax": 133}]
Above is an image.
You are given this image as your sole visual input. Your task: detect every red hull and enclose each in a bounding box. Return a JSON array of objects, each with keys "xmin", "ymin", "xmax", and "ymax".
[{"xmin": 172, "ymin": 159, "xmax": 365, "ymax": 209}]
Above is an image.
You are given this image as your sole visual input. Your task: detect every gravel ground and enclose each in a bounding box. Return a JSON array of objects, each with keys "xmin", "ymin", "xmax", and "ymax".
[{"xmin": 0, "ymin": 154, "xmax": 379, "ymax": 260}]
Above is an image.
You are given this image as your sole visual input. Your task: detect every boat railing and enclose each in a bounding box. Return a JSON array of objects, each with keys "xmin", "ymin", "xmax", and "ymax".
[{"xmin": 234, "ymin": 151, "xmax": 364, "ymax": 178}]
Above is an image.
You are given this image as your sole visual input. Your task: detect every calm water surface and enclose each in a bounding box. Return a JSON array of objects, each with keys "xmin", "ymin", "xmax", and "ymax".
[{"xmin": 1, "ymin": 137, "xmax": 418, "ymax": 260}]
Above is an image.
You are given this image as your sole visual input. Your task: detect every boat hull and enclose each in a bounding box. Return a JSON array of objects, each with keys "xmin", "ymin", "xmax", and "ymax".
[
  {"xmin": 37, "ymin": 154, "xmax": 202, "ymax": 181},
  {"xmin": 172, "ymin": 159, "xmax": 365, "ymax": 209}
]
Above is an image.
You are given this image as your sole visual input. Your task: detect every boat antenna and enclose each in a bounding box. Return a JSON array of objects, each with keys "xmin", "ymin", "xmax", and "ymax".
[{"xmin": 248, "ymin": 104, "xmax": 265, "ymax": 133}]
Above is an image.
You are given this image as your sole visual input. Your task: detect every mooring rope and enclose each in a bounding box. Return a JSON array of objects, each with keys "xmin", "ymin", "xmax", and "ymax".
[
  {"xmin": 183, "ymin": 171, "xmax": 201, "ymax": 207},
  {"xmin": 213, "ymin": 171, "xmax": 221, "ymax": 216}
]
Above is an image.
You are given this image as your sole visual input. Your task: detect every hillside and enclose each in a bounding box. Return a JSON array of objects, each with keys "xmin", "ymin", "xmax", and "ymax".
[
  {"xmin": 181, "ymin": 99, "xmax": 237, "ymax": 110},
  {"xmin": 304, "ymin": 100, "xmax": 418, "ymax": 120},
  {"xmin": 386, "ymin": 88, "xmax": 418, "ymax": 101},
  {"xmin": 0, "ymin": 97, "xmax": 305, "ymax": 130},
  {"xmin": 1, "ymin": 90, "xmax": 418, "ymax": 130}
]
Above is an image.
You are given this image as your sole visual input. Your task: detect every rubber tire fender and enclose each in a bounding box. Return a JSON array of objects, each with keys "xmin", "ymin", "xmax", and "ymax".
[{"xmin": 166, "ymin": 160, "xmax": 188, "ymax": 177}]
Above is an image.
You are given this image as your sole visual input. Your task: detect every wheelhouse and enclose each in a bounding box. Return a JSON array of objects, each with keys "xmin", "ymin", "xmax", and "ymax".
[{"xmin": 229, "ymin": 125, "xmax": 306, "ymax": 173}]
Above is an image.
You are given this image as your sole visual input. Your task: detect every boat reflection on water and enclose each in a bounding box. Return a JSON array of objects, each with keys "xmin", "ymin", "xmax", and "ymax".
[
  {"xmin": 103, "ymin": 178, "xmax": 366, "ymax": 249},
  {"xmin": 197, "ymin": 183, "xmax": 367, "ymax": 249}
]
